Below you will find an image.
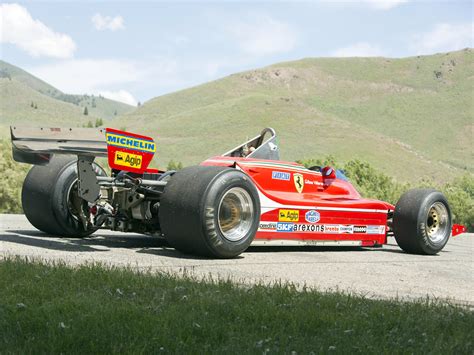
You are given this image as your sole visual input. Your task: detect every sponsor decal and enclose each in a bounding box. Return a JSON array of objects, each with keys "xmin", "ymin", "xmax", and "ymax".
[
  {"xmin": 339, "ymin": 225, "xmax": 354, "ymax": 234},
  {"xmin": 293, "ymin": 224, "xmax": 325, "ymax": 232},
  {"xmin": 106, "ymin": 132, "xmax": 156, "ymax": 153},
  {"xmin": 304, "ymin": 179, "xmax": 324, "ymax": 186},
  {"xmin": 279, "ymin": 209, "xmax": 299, "ymax": 222},
  {"xmin": 277, "ymin": 223, "xmax": 294, "ymax": 232},
  {"xmin": 114, "ymin": 151, "xmax": 143, "ymax": 169},
  {"xmin": 367, "ymin": 225, "xmax": 386, "ymax": 234},
  {"xmin": 272, "ymin": 171, "xmax": 290, "ymax": 181},
  {"xmin": 305, "ymin": 210, "xmax": 320, "ymax": 224},
  {"xmin": 353, "ymin": 225, "xmax": 367, "ymax": 233},
  {"xmin": 293, "ymin": 173, "xmax": 304, "ymax": 193},
  {"xmin": 259, "ymin": 222, "xmax": 277, "ymax": 230},
  {"xmin": 105, "ymin": 128, "xmax": 155, "ymax": 174},
  {"xmin": 325, "ymin": 225, "xmax": 340, "ymax": 233}
]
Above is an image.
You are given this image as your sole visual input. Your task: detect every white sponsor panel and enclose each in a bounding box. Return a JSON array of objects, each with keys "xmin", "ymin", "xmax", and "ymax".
[
  {"xmin": 366, "ymin": 225, "xmax": 386, "ymax": 234},
  {"xmin": 339, "ymin": 225, "xmax": 354, "ymax": 234},
  {"xmin": 325, "ymin": 224, "xmax": 340, "ymax": 233},
  {"xmin": 259, "ymin": 222, "xmax": 277, "ymax": 230}
]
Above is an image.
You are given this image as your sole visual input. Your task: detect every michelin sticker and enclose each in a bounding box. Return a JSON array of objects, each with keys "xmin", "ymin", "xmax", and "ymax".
[{"xmin": 305, "ymin": 210, "xmax": 320, "ymax": 224}]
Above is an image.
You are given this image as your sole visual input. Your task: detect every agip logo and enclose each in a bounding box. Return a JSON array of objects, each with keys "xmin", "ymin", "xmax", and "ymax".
[
  {"xmin": 279, "ymin": 209, "xmax": 299, "ymax": 222},
  {"xmin": 114, "ymin": 151, "xmax": 142, "ymax": 169}
]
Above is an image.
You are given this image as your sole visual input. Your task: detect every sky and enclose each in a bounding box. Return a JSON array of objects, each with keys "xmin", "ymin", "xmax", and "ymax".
[{"xmin": 0, "ymin": 1, "xmax": 472, "ymax": 106}]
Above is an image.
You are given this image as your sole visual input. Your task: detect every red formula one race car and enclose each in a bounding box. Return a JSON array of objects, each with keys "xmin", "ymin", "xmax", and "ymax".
[{"xmin": 11, "ymin": 126, "xmax": 466, "ymax": 258}]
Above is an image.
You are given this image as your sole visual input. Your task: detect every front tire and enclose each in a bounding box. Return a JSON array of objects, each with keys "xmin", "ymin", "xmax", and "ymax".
[
  {"xmin": 159, "ymin": 166, "xmax": 260, "ymax": 258},
  {"xmin": 22, "ymin": 156, "xmax": 106, "ymax": 237},
  {"xmin": 393, "ymin": 189, "xmax": 452, "ymax": 255}
]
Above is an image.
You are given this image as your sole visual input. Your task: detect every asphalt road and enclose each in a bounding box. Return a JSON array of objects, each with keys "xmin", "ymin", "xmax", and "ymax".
[{"xmin": 1, "ymin": 214, "xmax": 472, "ymax": 305}]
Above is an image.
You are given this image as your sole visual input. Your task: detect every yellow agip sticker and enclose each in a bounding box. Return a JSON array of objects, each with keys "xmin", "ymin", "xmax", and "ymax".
[
  {"xmin": 114, "ymin": 151, "xmax": 143, "ymax": 169},
  {"xmin": 278, "ymin": 209, "xmax": 299, "ymax": 222}
]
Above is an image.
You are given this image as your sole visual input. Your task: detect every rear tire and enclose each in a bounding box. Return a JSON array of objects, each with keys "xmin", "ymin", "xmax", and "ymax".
[
  {"xmin": 393, "ymin": 189, "xmax": 452, "ymax": 255},
  {"xmin": 159, "ymin": 166, "xmax": 260, "ymax": 258},
  {"xmin": 22, "ymin": 156, "xmax": 106, "ymax": 237}
]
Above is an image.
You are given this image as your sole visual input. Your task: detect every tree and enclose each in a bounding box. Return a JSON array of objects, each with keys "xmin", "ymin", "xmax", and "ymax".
[
  {"xmin": 95, "ymin": 118, "xmax": 103, "ymax": 127},
  {"xmin": 114, "ymin": 110, "xmax": 117, "ymax": 116},
  {"xmin": 30, "ymin": 102, "xmax": 34, "ymax": 108},
  {"xmin": 137, "ymin": 101, "xmax": 142, "ymax": 107},
  {"xmin": 167, "ymin": 160, "xmax": 183, "ymax": 171},
  {"xmin": 86, "ymin": 121, "xmax": 93, "ymax": 128},
  {"xmin": 83, "ymin": 106, "xmax": 88, "ymax": 115},
  {"xmin": 34, "ymin": 103, "xmax": 38, "ymax": 109}
]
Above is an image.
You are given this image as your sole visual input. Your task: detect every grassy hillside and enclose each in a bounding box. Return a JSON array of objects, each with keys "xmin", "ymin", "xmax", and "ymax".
[
  {"xmin": 0, "ymin": 61, "xmax": 135, "ymax": 120},
  {"xmin": 118, "ymin": 49, "xmax": 473, "ymax": 183},
  {"xmin": 0, "ymin": 79, "xmax": 93, "ymax": 128}
]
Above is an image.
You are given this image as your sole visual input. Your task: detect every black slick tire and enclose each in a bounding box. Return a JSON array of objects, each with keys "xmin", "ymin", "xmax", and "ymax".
[
  {"xmin": 393, "ymin": 189, "xmax": 452, "ymax": 255},
  {"xmin": 159, "ymin": 166, "xmax": 260, "ymax": 258},
  {"xmin": 22, "ymin": 156, "xmax": 105, "ymax": 237}
]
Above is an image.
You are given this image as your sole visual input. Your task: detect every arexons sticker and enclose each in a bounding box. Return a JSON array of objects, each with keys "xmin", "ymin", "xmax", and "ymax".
[
  {"xmin": 293, "ymin": 224, "xmax": 325, "ymax": 232},
  {"xmin": 279, "ymin": 209, "xmax": 299, "ymax": 222},
  {"xmin": 305, "ymin": 210, "xmax": 320, "ymax": 224},
  {"xmin": 272, "ymin": 171, "xmax": 290, "ymax": 181}
]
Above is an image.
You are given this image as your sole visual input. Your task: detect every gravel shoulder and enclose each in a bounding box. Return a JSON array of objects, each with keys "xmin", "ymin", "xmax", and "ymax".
[{"xmin": 1, "ymin": 214, "xmax": 472, "ymax": 305}]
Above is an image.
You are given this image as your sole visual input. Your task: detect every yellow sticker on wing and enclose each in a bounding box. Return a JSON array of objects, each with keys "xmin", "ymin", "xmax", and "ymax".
[{"xmin": 114, "ymin": 151, "xmax": 143, "ymax": 169}]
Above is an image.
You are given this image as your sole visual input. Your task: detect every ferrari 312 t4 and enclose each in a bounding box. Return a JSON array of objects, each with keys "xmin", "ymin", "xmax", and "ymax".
[{"xmin": 10, "ymin": 126, "xmax": 465, "ymax": 258}]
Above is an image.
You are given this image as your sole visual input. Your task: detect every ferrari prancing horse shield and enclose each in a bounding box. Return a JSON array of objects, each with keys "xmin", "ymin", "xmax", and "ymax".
[{"xmin": 293, "ymin": 173, "xmax": 304, "ymax": 193}]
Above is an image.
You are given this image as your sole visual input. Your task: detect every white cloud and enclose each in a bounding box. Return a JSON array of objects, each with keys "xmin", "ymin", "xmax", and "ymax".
[
  {"xmin": 99, "ymin": 90, "xmax": 137, "ymax": 106},
  {"xmin": 331, "ymin": 42, "xmax": 385, "ymax": 57},
  {"xmin": 91, "ymin": 13, "xmax": 124, "ymax": 31},
  {"xmin": 412, "ymin": 23, "xmax": 473, "ymax": 54},
  {"xmin": 0, "ymin": 3, "xmax": 76, "ymax": 58},
  {"xmin": 229, "ymin": 15, "xmax": 298, "ymax": 56},
  {"xmin": 28, "ymin": 59, "xmax": 141, "ymax": 94},
  {"xmin": 362, "ymin": 0, "xmax": 409, "ymax": 10}
]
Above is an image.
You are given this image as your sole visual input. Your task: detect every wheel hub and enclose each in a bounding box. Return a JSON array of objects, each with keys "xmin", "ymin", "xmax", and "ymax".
[
  {"xmin": 218, "ymin": 187, "xmax": 254, "ymax": 242},
  {"xmin": 425, "ymin": 202, "xmax": 448, "ymax": 244}
]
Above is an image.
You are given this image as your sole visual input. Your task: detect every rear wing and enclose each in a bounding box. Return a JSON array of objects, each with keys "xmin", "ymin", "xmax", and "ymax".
[{"xmin": 11, "ymin": 126, "xmax": 107, "ymax": 165}]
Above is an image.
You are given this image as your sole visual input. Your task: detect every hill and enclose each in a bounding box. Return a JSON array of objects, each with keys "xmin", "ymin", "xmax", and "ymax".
[
  {"xmin": 0, "ymin": 60, "xmax": 135, "ymax": 121},
  {"xmin": 117, "ymin": 49, "xmax": 473, "ymax": 183}
]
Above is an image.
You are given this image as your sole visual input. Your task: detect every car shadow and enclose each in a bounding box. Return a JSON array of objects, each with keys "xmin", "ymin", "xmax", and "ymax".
[
  {"xmin": 0, "ymin": 232, "xmax": 103, "ymax": 252},
  {"xmin": 2, "ymin": 229, "xmax": 168, "ymax": 253},
  {"xmin": 2, "ymin": 229, "xmax": 409, "ymax": 258}
]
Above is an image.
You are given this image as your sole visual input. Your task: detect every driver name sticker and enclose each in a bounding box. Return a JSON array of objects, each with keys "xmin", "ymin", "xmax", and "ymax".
[{"xmin": 114, "ymin": 151, "xmax": 142, "ymax": 169}]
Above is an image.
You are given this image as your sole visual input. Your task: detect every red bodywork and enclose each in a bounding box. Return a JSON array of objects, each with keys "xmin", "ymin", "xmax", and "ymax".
[{"xmin": 202, "ymin": 156, "xmax": 394, "ymax": 246}]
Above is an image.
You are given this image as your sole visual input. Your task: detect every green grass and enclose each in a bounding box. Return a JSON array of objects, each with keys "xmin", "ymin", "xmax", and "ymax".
[
  {"xmin": 0, "ymin": 60, "xmax": 135, "ymax": 122},
  {"xmin": 116, "ymin": 49, "xmax": 473, "ymax": 182},
  {"xmin": 0, "ymin": 258, "xmax": 472, "ymax": 353}
]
